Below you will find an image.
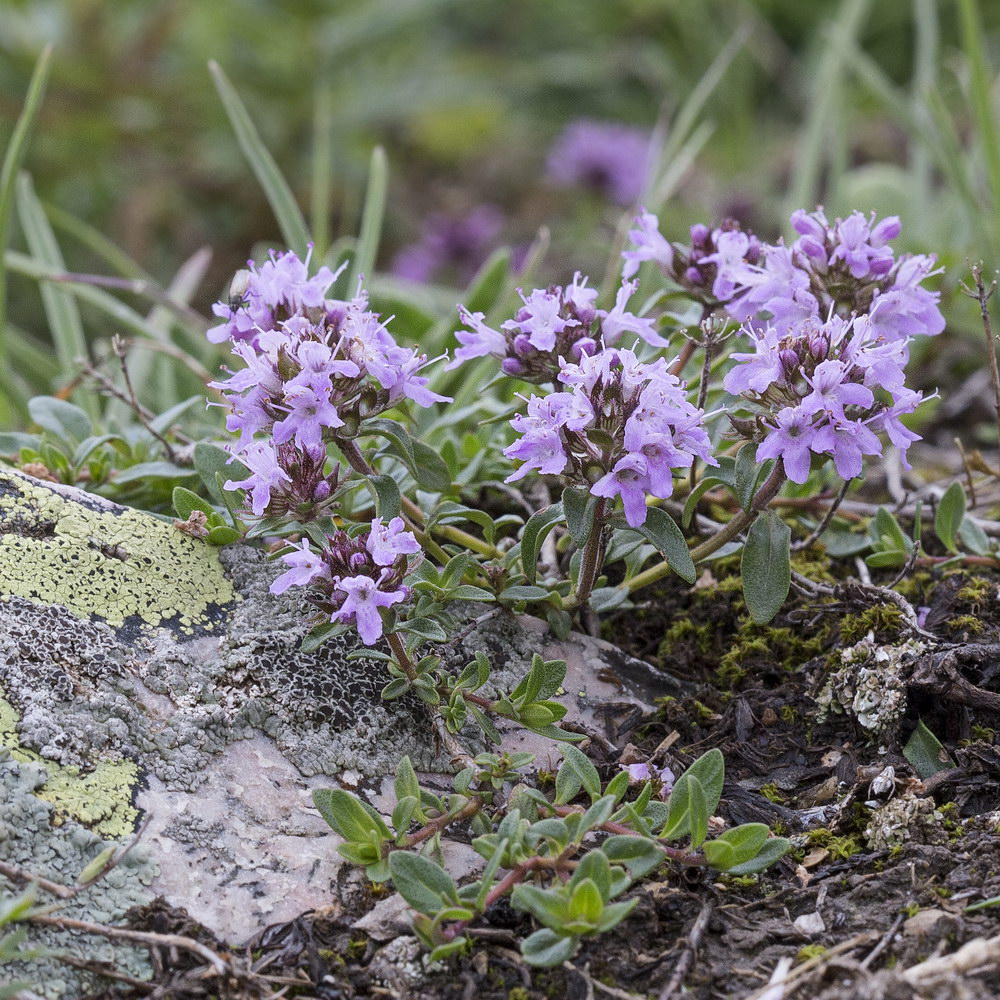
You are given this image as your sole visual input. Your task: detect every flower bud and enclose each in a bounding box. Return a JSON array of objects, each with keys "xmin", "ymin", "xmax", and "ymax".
[
  {"xmin": 870, "ymin": 215, "xmax": 901, "ymax": 246},
  {"xmin": 779, "ymin": 349, "xmax": 800, "ymax": 376},
  {"xmin": 799, "ymin": 236, "xmax": 826, "ymax": 261},
  {"xmin": 501, "ymin": 357, "xmax": 527, "ymax": 377},
  {"xmin": 809, "ymin": 337, "xmax": 829, "ymax": 362},
  {"xmin": 512, "ymin": 333, "xmax": 535, "ymax": 356},
  {"xmin": 349, "ymin": 552, "xmax": 367, "ymax": 571},
  {"xmin": 746, "ymin": 236, "xmax": 762, "ymax": 265},
  {"xmin": 313, "ymin": 480, "xmax": 331, "ymax": 501},
  {"xmin": 790, "ymin": 209, "xmax": 825, "ymax": 240},
  {"xmin": 571, "ymin": 337, "xmax": 598, "ymax": 360},
  {"xmin": 684, "ymin": 266, "xmax": 704, "ymax": 286},
  {"xmin": 869, "ymin": 254, "xmax": 894, "ymax": 277},
  {"xmin": 689, "ymin": 223, "xmax": 710, "ymax": 247}
]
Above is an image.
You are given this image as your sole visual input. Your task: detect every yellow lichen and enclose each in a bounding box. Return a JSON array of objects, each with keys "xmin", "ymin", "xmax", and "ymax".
[{"xmin": 0, "ymin": 471, "xmax": 236, "ymax": 632}]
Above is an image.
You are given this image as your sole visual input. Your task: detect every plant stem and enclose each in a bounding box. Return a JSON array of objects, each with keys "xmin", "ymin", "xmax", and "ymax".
[
  {"xmin": 625, "ymin": 459, "xmax": 787, "ymax": 594},
  {"xmin": 387, "ymin": 631, "xmax": 475, "ymax": 770},
  {"xmin": 564, "ymin": 499, "xmax": 607, "ymax": 611},
  {"xmin": 403, "ymin": 797, "xmax": 483, "ymax": 849}
]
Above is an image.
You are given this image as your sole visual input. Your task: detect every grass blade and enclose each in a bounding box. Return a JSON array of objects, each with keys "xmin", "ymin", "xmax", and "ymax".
[
  {"xmin": 209, "ymin": 60, "xmax": 311, "ymax": 259},
  {"xmin": 15, "ymin": 172, "xmax": 96, "ymax": 416},
  {"xmin": 0, "ymin": 44, "xmax": 52, "ymax": 371},
  {"xmin": 310, "ymin": 81, "xmax": 334, "ymax": 259},
  {"xmin": 43, "ymin": 200, "xmax": 153, "ymax": 281},
  {"xmin": 347, "ymin": 145, "xmax": 388, "ymax": 292}
]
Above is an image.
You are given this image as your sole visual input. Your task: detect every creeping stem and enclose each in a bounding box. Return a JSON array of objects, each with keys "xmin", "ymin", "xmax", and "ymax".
[
  {"xmin": 563, "ymin": 498, "xmax": 607, "ymax": 612},
  {"xmin": 624, "ymin": 458, "xmax": 787, "ymax": 595}
]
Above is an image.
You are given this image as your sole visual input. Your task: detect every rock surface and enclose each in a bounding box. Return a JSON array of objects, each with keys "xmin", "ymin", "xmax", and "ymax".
[{"xmin": 0, "ymin": 469, "xmax": 674, "ymax": 995}]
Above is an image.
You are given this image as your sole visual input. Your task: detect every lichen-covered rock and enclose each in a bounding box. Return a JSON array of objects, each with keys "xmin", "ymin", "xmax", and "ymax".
[
  {"xmin": 0, "ymin": 469, "xmax": 674, "ymax": 995},
  {"xmin": 0, "ymin": 751, "xmax": 157, "ymax": 999},
  {"xmin": 816, "ymin": 631, "xmax": 924, "ymax": 738},
  {"xmin": 864, "ymin": 792, "xmax": 946, "ymax": 850}
]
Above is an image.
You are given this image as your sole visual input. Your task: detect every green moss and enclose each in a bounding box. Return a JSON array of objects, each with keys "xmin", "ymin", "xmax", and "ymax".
[
  {"xmin": 905, "ymin": 902, "xmax": 920, "ymax": 918},
  {"xmin": 945, "ymin": 614, "xmax": 983, "ymax": 636},
  {"xmin": 840, "ymin": 603, "xmax": 906, "ymax": 644},
  {"xmin": 759, "ymin": 783, "xmax": 786, "ymax": 804},
  {"xmin": 780, "ymin": 705, "xmax": 798, "ymax": 724},
  {"xmin": 956, "ymin": 577, "xmax": 994, "ymax": 608},
  {"xmin": 971, "ymin": 724, "xmax": 996, "ymax": 742},
  {"xmin": 717, "ymin": 617, "xmax": 829, "ymax": 686},
  {"xmin": 797, "ymin": 944, "xmax": 828, "ymax": 961},
  {"xmin": 806, "ymin": 827, "xmax": 863, "ymax": 860}
]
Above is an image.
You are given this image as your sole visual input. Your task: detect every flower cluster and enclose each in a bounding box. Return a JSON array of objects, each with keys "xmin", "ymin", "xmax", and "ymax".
[
  {"xmin": 724, "ymin": 312, "xmax": 926, "ymax": 482},
  {"xmin": 546, "ymin": 119, "xmax": 651, "ymax": 206},
  {"xmin": 504, "ymin": 347, "xmax": 715, "ymax": 526},
  {"xmin": 449, "ymin": 275, "xmax": 668, "ymax": 382},
  {"xmin": 724, "ymin": 207, "xmax": 946, "ymax": 341},
  {"xmin": 623, "ymin": 210, "xmax": 762, "ymax": 303},
  {"xmin": 270, "ymin": 516, "xmax": 419, "ymax": 644},
  {"xmin": 210, "ymin": 248, "xmax": 449, "ymax": 517}
]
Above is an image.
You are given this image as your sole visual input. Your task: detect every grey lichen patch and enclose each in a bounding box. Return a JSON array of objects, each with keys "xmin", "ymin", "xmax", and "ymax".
[
  {"xmin": 0, "ymin": 751, "xmax": 157, "ymax": 998},
  {"xmin": 0, "ymin": 469, "xmax": 236, "ymax": 636},
  {"xmin": 816, "ymin": 632, "xmax": 924, "ymax": 738},
  {"xmin": 864, "ymin": 792, "xmax": 946, "ymax": 850}
]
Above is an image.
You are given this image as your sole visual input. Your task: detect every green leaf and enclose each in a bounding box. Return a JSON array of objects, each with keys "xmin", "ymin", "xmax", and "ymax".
[
  {"xmin": 0, "ymin": 45, "xmax": 52, "ymax": 369},
  {"xmin": 568, "ymin": 878, "xmax": 604, "ymax": 926},
  {"xmin": 683, "ymin": 748, "xmax": 725, "ymax": 817},
  {"xmin": 660, "ymin": 773, "xmax": 708, "ymax": 845},
  {"xmin": 16, "ymin": 174, "xmax": 94, "ymax": 414},
  {"xmin": 463, "ymin": 247, "xmax": 511, "ymax": 315},
  {"xmin": 499, "ymin": 585, "xmax": 550, "ymax": 603},
  {"xmin": 520, "ymin": 503, "xmax": 564, "ymax": 585},
  {"xmin": 702, "ymin": 823, "xmax": 769, "ymax": 871},
  {"xmin": 388, "ymin": 851, "xmax": 459, "ymax": 915},
  {"xmin": 903, "ymin": 719, "xmax": 955, "ymax": 779},
  {"xmin": 555, "ymin": 745, "xmax": 601, "ymax": 804},
  {"xmin": 520, "ymin": 927, "xmax": 578, "ymax": 968},
  {"xmin": 207, "ymin": 524, "xmax": 242, "ymax": 545},
  {"xmin": 601, "ymin": 835, "xmax": 665, "ymax": 879},
  {"xmin": 959, "ymin": 517, "xmax": 992, "ymax": 557},
  {"xmin": 725, "ymin": 836, "xmax": 790, "ymax": 875},
  {"xmin": 394, "ymin": 756, "xmax": 420, "ymax": 804},
  {"xmin": 511, "ymin": 884, "xmax": 568, "ymax": 928},
  {"xmin": 366, "ymin": 473, "xmax": 401, "ymax": 521},
  {"xmin": 411, "ymin": 438, "xmax": 452, "ymax": 492},
  {"xmin": 209, "ymin": 61, "xmax": 310, "ymax": 259},
  {"xmin": 563, "ymin": 486, "xmax": 597, "ymax": 548},
  {"xmin": 27, "ymin": 396, "xmax": 91, "ymax": 444},
  {"xmin": 734, "ymin": 444, "xmax": 762, "ymax": 510},
  {"xmin": 627, "ymin": 507, "xmax": 696, "ymax": 584},
  {"xmin": 194, "ymin": 442, "xmax": 249, "ymax": 505},
  {"xmin": 148, "ymin": 395, "xmax": 202, "ymax": 435},
  {"xmin": 741, "ymin": 510, "xmax": 791, "ymax": 624},
  {"xmin": 569, "ymin": 849, "xmax": 613, "ymax": 901},
  {"xmin": 934, "ymin": 482, "xmax": 966, "ymax": 554},
  {"xmin": 173, "ymin": 486, "xmax": 216, "ymax": 520},
  {"xmin": 0, "ymin": 431, "xmax": 38, "ymax": 456},
  {"xmin": 312, "ymin": 788, "xmax": 390, "ymax": 841},
  {"xmin": 682, "ymin": 475, "xmax": 732, "ymax": 528},
  {"xmin": 112, "ymin": 461, "xmax": 196, "ymax": 485},
  {"xmin": 347, "ymin": 145, "xmax": 388, "ymax": 292}
]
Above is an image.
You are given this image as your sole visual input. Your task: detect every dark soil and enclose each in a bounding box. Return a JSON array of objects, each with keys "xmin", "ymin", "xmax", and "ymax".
[{"xmin": 87, "ymin": 561, "xmax": 1000, "ymax": 1000}]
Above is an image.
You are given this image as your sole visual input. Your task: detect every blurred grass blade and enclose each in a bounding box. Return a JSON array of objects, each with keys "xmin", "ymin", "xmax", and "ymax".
[
  {"xmin": 15, "ymin": 172, "xmax": 97, "ymax": 416},
  {"xmin": 0, "ymin": 43, "xmax": 52, "ymax": 371},
  {"xmin": 347, "ymin": 145, "xmax": 388, "ymax": 292},
  {"xmin": 209, "ymin": 60, "xmax": 311, "ymax": 259},
  {"xmin": 957, "ymin": 0, "xmax": 1000, "ymax": 240},
  {"xmin": 786, "ymin": 0, "xmax": 872, "ymax": 215},
  {"xmin": 43, "ymin": 201, "xmax": 153, "ymax": 281},
  {"xmin": 310, "ymin": 81, "xmax": 334, "ymax": 259}
]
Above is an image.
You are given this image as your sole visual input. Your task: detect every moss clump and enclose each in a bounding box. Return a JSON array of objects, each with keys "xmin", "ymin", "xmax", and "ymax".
[
  {"xmin": 945, "ymin": 614, "xmax": 983, "ymax": 637},
  {"xmin": 840, "ymin": 603, "xmax": 906, "ymax": 644},
  {"xmin": 759, "ymin": 782, "xmax": 786, "ymax": 804},
  {"xmin": 955, "ymin": 576, "xmax": 995, "ymax": 609},
  {"xmin": 717, "ymin": 618, "xmax": 829, "ymax": 686},
  {"xmin": 797, "ymin": 944, "xmax": 828, "ymax": 961},
  {"xmin": 807, "ymin": 827, "xmax": 863, "ymax": 860}
]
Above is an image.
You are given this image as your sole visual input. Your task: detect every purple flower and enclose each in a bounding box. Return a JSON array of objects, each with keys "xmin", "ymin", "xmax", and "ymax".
[
  {"xmin": 504, "ymin": 426, "xmax": 568, "ymax": 482},
  {"xmin": 591, "ymin": 454, "xmax": 650, "ymax": 527},
  {"xmin": 799, "ymin": 359, "xmax": 874, "ymax": 419},
  {"xmin": 504, "ymin": 288, "xmax": 577, "ymax": 352},
  {"xmin": 367, "ymin": 517, "xmax": 421, "ymax": 566},
  {"xmin": 599, "ymin": 280, "xmax": 670, "ymax": 348},
  {"xmin": 224, "ymin": 441, "xmax": 292, "ymax": 516},
  {"xmin": 270, "ymin": 539, "xmax": 330, "ymax": 595},
  {"xmin": 272, "ymin": 384, "xmax": 343, "ymax": 450},
  {"xmin": 812, "ymin": 419, "xmax": 882, "ymax": 480},
  {"xmin": 447, "ymin": 307, "xmax": 507, "ymax": 369},
  {"xmin": 622, "ymin": 210, "xmax": 675, "ymax": 279},
  {"xmin": 331, "ymin": 573, "xmax": 406, "ymax": 645},
  {"xmin": 547, "ymin": 120, "xmax": 651, "ymax": 206},
  {"xmin": 701, "ymin": 229, "xmax": 751, "ymax": 301},
  {"xmin": 756, "ymin": 407, "xmax": 819, "ymax": 484}
]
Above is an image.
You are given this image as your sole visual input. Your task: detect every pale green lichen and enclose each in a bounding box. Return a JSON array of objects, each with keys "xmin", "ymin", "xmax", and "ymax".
[
  {"xmin": 0, "ymin": 685, "xmax": 139, "ymax": 838},
  {"xmin": 0, "ymin": 470, "xmax": 236, "ymax": 634}
]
